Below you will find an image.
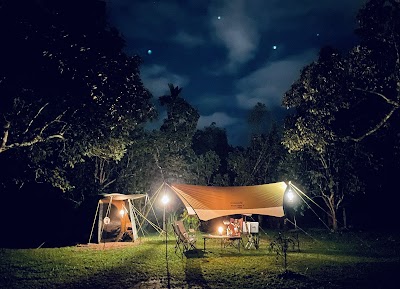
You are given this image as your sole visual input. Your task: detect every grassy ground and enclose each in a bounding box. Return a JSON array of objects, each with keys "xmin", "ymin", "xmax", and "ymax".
[{"xmin": 1, "ymin": 229, "xmax": 399, "ymax": 288}]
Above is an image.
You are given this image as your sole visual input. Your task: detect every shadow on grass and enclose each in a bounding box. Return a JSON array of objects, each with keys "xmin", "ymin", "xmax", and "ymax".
[
  {"xmin": 276, "ymin": 270, "xmax": 309, "ymax": 280},
  {"xmin": 54, "ymin": 245, "xmax": 160, "ymax": 289},
  {"xmin": 184, "ymin": 249, "xmax": 206, "ymax": 258},
  {"xmin": 184, "ymin": 251, "xmax": 211, "ymax": 289}
]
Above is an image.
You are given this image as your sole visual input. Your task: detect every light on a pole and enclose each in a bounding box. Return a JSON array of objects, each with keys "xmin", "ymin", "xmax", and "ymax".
[
  {"xmin": 161, "ymin": 195, "xmax": 169, "ymax": 205},
  {"xmin": 286, "ymin": 189, "xmax": 295, "ymax": 203}
]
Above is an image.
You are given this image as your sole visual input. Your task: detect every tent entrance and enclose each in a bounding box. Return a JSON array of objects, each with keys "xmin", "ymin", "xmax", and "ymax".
[
  {"xmin": 99, "ymin": 200, "xmax": 133, "ymax": 242},
  {"xmin": 89, "ymin": 193, "xmax": 152, "ymax": 244}
]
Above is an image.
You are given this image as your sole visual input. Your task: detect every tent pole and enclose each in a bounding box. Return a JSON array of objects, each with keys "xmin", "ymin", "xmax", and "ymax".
[
  {"xmin": 99, "ymin": 196, "xmax": 113, "ymax": 243},
  {"xmin": 97, "ymin": 200, "xmax": 104, "ymax": 243},
  {"xmin": 88, "ymin": 202, "xmax": 100, "ymax": 244},
  {"xmin": 128, "ymin": 199, "xmax": 138, "ymax": 241}
]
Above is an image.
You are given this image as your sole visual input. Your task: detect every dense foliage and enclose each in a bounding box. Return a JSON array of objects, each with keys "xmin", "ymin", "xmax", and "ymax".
[
  {"xmin": 0, "ymin": 0, "xmax": 154, "ymax": 200},
  {"xmin": 282, "ymin": 0, "xmax": 400, "ymax": 230}
]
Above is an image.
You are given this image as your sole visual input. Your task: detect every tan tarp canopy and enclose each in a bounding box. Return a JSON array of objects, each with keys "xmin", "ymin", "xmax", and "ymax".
[
  {"xmin": 102, "ymin": 193, "xmax": 147, "ymax": 201},
  {"xmin": 169, "ymin": 182, "xmax": 288, "ymax": 221}
]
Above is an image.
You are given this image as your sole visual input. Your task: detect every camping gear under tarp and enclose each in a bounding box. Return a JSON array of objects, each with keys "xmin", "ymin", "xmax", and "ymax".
[
  {"xmin": 168, "ymin": 182, "xmax": 288, "ymax": 221},
  {"xmin": 89, "ymin": 193, "xmax": 147, "ymax": 243}
]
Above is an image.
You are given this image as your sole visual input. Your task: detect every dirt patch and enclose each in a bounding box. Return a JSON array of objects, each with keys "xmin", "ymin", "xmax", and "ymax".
[{"xmin": 75, "ymin": 241, "xmax": 142, "ymax": 250}]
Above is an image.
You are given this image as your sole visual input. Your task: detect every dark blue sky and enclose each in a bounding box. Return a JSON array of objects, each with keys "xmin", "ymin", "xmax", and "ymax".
[{"xmin": 107, "ymin": 0, "xmax": 366, "ymax": 146}]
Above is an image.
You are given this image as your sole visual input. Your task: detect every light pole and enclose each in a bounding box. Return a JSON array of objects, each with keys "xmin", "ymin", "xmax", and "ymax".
[
  {"xmin": 284, "ymin": 186, "xmax": 298, "ymax": 229},
  {"xmin": 161, "ymin": 194, "xmax": 169, "ymax": 233},
  {"xmin": 161, "ymin": 194, "xmax": 170, "ymax": 288}
]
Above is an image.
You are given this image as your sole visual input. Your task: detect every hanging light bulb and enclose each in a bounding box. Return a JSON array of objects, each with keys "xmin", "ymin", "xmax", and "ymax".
[{"xmin": 286, "ymin": 189, "xmax": 295, "ymax": 203}]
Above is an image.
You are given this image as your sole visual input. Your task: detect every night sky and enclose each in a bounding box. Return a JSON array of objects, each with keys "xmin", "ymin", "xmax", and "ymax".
[{"xmin": 108, "ymin": 0, "xmax": 365, "ymax": 146}]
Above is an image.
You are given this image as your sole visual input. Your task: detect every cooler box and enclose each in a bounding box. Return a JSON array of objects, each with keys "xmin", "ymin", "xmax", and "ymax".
[{"xmin": 242, "ymin": 221, "xmax": 259, "ymax": 233}]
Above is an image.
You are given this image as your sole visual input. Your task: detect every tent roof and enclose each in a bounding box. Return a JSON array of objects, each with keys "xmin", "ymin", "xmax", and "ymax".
[
  {"xmin": 169, "ymin": 182, "xmax": 287, "ymax": 221},
  {"xmin": 101, "ymin": 193, "xmax": 147, "ymax": 201}
]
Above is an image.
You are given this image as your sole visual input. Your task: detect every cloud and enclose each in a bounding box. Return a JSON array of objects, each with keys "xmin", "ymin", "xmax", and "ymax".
[
  {"xmin": 172, "ymin": 31, "xmax": 205, "ymax": 47},
  {"xmin": 141, "ymin": 65, "xmax": 189, "ymax": 97},
  {"xmin": 108, "ymin": 0, "xmax": 186, "ymax": 41},
  {"xmin": 197, "ymin": 112, "xmax": 240, "ymax": 129},
  {"xmin": 190, "ymin": 93, "xmax": 237, "ymax": 115},
  {"xmin": 235, "ymin": 50, "xmax": 318, "ymax": 109},
  {"xmin": 209, "ymin": 0, "xmax": 260, "ymax": 72}
]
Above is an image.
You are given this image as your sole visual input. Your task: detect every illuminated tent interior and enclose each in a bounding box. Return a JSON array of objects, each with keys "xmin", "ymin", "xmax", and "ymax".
[
  {"xmin": 89, "ymin": 193, "xmax": 147, "ymax": 243},
  {"xmin": 167, "ymin": 182, "xmax": 288, "ymax": 221}
]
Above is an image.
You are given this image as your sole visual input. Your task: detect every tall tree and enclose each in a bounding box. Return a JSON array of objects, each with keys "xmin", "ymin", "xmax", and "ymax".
[
  {"xmin": 192, "ymin": 122, "xmax": 231, "ymax": 184},
  {"xmin": 152, "ymin": 84, "xmax": 200, "ymax": 184},
  {"xmin": 282, "ymin": 47, "xmax": 365, "ymax": 231},
  {"xmin": 0, "ymin": 0, "xmax": 154, "ymax": 200},
  {"xmin": 227, "ymin": 123, "xmax": 285, "ymax": 186},
  {"xmin": 347, "ymin": 0, "xmax": 400, "ymax": 141},
  {"xmin": 247, "ymin": 102, "xmax": 272, "ymax": 135}
]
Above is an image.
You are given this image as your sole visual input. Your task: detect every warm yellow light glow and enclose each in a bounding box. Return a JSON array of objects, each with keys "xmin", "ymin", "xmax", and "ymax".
[
  {"xmin": 119, "ymin": 209, "xmax": 125, "ymax": 216},
  {"xmin": 218, "ymin": 226, "xmax": 223, "ymax": 235},
  {"xmin": 161, "ymin": 195, "xmax": 169, "ymax": 205}
]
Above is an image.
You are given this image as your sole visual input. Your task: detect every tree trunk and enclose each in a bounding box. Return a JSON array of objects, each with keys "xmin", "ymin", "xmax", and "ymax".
[
  {"xmin": 331, "ymin": 209, "xmax": 338, "ymax": 232},
  {"xmin": 342, "ymin": 207, "xmax": 347, "ymax": 229},
  {"xmin": 325, "ymin": 193, "xmax": 338, "ymax": 232}
]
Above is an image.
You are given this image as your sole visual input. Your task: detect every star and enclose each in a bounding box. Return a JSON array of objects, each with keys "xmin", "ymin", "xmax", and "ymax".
[
  {"xmin": 147, "ymin": 49, "xmax": 152, "ymax": 55},
  {"xmin": 273, "ymin": 45, "xmax": 277, "ymax": 50},
  {"xmin": 217, "ymin": 16, "xmax": 221, "ymax": 20}
]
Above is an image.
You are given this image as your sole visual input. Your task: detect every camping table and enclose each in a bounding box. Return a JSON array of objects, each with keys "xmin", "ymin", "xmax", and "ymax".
[{"xmin": 202, "ymin": 234, "xmax": 242, "ymax": 252}]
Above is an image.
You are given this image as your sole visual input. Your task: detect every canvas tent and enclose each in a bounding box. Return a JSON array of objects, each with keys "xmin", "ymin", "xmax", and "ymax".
[
  {"xmin": 89, "ymin": 193, "xmax": 147, "ymax": 243},
  {"xmin": 168, "ymin": 182, "xmax": 288, "ymax": 221}
]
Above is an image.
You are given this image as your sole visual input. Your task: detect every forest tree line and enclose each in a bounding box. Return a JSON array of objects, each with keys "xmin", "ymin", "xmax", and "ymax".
[{"xmin": 0, "ymin": 0, "xmax": 399, "ymax": 235}]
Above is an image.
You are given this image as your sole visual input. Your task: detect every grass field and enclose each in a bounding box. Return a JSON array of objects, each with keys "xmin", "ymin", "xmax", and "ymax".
[{"xmin": 1, "ymin": 229, "xmax": 399, "ymax": 288}]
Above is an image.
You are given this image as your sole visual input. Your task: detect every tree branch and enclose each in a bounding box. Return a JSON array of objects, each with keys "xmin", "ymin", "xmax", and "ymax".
[
  {"xmin": 348, "ymin": 105, "xmax": 398, "ymax": 142},
  {"xmin": 0, "ymin": 134, "xmax": 65, "ymax": 153},
  {"xmin": 353, "ymin": 88, "xmax": 399, "ymax": 107},
  {"xmin": 0, "ymin": 109, "xmax": 68, "ymax": 154},
  {"xmin": 1, "ymin": 120, "xmax": 10, "ymax": 152},
  {"xmin": 23, "ymin": 102, "xmax": 49, "ymax": 134}
]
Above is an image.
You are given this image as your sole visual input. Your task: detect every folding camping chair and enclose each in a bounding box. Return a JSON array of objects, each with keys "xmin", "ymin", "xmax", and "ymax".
[
  {"xmin": 172, "ymin": 223, "xmax": 184, "ymax": 253},
  {"xmin": 172, "ymin": 220, "xmax": 196, "ymax": 253}
]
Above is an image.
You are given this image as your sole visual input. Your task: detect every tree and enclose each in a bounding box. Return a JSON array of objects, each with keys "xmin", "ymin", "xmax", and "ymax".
[
  {"xmin": 0, "ymin": 0, "xmax": 154, "ymax": 200},
  {"xmin": 192, "ymin": 123, "xmax": 231, "ymax": 184},
  {"xmin": 247, "ymin": 102, "xmax": 272, "ymax": 135},
  {"xmin": 347, "ymin": 0, "xmax": 400, "ymax": 141},
  {"xmin": 282, "ymin": 47, "xmax": 365, "ymax": 231},
  {"xmin": 193, "ymin": 151, "xmax": 221, "ymax": 185},
  {"xmin": 151, "ymin": 84, "xmax": 200, "ymax": 184},
  {"xmin": 227, "ymin": 123, "xmax": 285, "ymax": 186}
]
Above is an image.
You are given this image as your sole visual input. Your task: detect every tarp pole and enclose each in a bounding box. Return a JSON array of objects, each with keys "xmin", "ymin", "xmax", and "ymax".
[
  {"xmin": 289, "ymin": 182, "xmax": 331, "ymax": 231},
  {"xmin": 132, "ymin": 204, "xmax": 146, "ymax": 237},
  {"xmin": 133, "ymin": 206, "xmax": 163, "ymax": 234},
  {"xmin": 147, "ymin": 183, "xmax": 164, "ymax": 229}
]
